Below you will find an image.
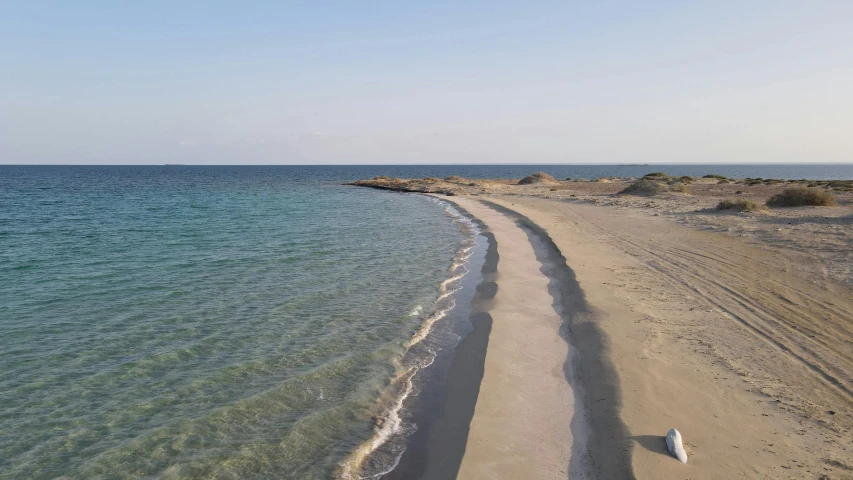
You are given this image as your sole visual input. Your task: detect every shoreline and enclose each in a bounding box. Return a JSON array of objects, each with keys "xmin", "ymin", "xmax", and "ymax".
[
  {"xmin": 385, "ymin": 201, "xmax": 498, "ymax": 479},
  {"xmin": 347, "ymin": 178, "xmax": 853, "ymax": 478},
  {"xmin": 340, "ymin": 196, "xmax": 490, "ymax": 480}
]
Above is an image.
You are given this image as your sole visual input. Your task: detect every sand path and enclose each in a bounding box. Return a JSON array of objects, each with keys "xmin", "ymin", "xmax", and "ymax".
[{"xmin": 448, "ymin": 198, "xmax": 577, "ymax": 480}]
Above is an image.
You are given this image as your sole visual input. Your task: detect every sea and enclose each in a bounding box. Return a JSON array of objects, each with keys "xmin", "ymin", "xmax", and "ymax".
[{"xmin": 1, "ymin": 164, "xmax": 851, "ymax": 479}]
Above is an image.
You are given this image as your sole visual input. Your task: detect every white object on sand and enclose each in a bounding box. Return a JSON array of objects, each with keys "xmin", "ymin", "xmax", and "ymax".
[{"xmin": 666, "ymin": 428, "xmax": 688, "ymax": 463}]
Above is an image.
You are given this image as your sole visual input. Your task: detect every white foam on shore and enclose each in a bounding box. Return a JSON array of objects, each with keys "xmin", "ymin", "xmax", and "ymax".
[
  {"xmin": 439, "ymin": 272, "xmax": 466, "ymax": 292},
  {"xmin": 437, "ymin": 287, "xmax": 461, "ymax": 303},
  {"xmin": 340, "ymin": 367, "xmax": 417, "ymax": 480},
  {"xmin": 339, "ymin": 196, "xmax": 481, "ymax": 479},
  {"xmin": 340, "ymin": 348, "xmax": 439, "ymax": 480},
  {"xmin": 407, "ymin": 300, "xmax": 456, "ymax": 348}
]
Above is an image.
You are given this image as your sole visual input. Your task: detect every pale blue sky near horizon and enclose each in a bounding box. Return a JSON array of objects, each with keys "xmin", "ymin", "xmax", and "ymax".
[{"xmin": 1, "ymin": 1, "xmax": 852, "ymax": 165}]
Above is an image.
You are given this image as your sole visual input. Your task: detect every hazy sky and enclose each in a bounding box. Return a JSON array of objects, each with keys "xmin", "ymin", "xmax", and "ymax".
[{"xmin": 2, "ymin": 1, "xmax": 852, "ymax": 164}]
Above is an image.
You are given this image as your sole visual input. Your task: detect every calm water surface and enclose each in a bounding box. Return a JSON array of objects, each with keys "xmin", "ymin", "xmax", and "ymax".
[{"xmin": 0, "ymin": 167, "xmax": 473, "ymax": 479}]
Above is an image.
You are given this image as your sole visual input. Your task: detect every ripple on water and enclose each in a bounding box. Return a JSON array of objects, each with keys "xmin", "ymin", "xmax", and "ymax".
[{"xmin": 0, "ymin": 170, "xmax": 470, "ymax": 479}]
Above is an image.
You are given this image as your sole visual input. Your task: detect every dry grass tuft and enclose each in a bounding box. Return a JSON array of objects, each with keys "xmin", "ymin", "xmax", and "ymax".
[
  {"xmin": 620, "ymin": 179, "xmax": 692, "ymax": 196},
  {"xmin": 717, "ymin": 199, "xmax": 767, "ymax": 212},
  {"xmin": 668, "ymin": 182, "xmax": 692, "ymax": 194},
  {"xmin": 518, "ymin": 172, "xmax": 557, "ymax": 185},
  {"xmin": 766, "ymin": 187, "xmax": 837, "ymax": 207},
  {"xmin": 619, "ymin": 180, "xmax": 669, "ymax": 196},
  {"xmin": 643, "ymin": 172, "xmax": 672, "ymax": 181}
]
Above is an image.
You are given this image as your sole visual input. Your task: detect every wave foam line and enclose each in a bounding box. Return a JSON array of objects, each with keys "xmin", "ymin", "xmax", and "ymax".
[
  {"xmin": 407, "ymin": 300, "xmax": 456, "ymax": 349},
  {"xmin": 439, "ymin": 273, "xmax": 466, "ymax": 293},
  {"xmin": 437, "ymin": 287, "xmax": 462, "ymax": 303},
  {"xmin": 340, "ymin": 366, "xmax": 418, "ymax": 480},
  {"xmin": 340, "ymin": 196, "xmax": 481, "ymax": 479}
]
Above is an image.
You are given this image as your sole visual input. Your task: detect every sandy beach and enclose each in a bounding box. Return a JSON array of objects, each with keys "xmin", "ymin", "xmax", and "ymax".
[{"xmin": 353, "ymin": 175, "xmax": 853, "ymax": 479}]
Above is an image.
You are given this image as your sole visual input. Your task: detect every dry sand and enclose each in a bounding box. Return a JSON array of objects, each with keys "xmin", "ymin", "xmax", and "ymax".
[
  {"xmin": 353, "ymin": 177, "xmax": 853, "ymax": 478},
  {"xmin": 483, "ymin": 195, "xmax": 853, "ymax": 479},
  {"xmin": 449, "ymin": 195, "xmax": 851, "ymax": 478}
]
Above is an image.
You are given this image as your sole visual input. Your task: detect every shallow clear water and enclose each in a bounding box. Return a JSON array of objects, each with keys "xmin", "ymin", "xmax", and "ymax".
[{"xmin": 0, "ymin": 167, "xmax": 470, "ymax": 479}]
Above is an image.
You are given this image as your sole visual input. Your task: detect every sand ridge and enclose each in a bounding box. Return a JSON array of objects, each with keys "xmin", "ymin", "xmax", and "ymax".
[{"xmin": 447, "ymin": 197, "xmax": 578, "ymax": 479}]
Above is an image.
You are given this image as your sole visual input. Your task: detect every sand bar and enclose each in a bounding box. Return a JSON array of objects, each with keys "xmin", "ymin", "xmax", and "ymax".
[{"xmin": 448, "ymin": 197, "xmax": 576, "ymax": 479}]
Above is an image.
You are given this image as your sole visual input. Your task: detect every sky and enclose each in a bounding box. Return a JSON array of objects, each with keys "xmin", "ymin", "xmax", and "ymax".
[{"xmin": 1, "ymin": 1, "xmax": 852, "ymax": 165}]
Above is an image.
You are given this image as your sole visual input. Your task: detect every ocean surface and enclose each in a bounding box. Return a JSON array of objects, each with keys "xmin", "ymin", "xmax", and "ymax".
[{"xmin": 1, "ymin": 164, "xmax": 851, "ymax": 479}]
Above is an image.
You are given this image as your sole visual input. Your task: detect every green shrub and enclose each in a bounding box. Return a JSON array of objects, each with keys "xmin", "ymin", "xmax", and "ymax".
[
  {"xmin": 766, "ymin": 187, "xmax": 837, "ymax": 207},
  {"xmin": 717, "ymin": 199, "xmax": 766, "ymax": 212},
  {"xmin": 677, "ymin": 176, "xmax": 693, "ymax": 184},
  {"xmin": 703, "ymin": 174, "xmax": 728, "ymax": 180}
]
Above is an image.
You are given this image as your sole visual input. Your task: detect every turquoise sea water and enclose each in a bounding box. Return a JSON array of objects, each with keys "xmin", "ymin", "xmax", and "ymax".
[{"xmin": 0, "ymin": 167, "xmax": 475, "ymax": 479}]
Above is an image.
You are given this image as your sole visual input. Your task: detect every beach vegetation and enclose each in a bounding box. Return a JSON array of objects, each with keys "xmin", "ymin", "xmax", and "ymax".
[
  {"xmin": 642, "ymin": 172, "xmax": 672, "ymax": 181},
  {"xmin": 825, "ymin": 180, "xmax": 853, "ymax": 191},
  {"xmin": 618, "ymin": 180, "xmax": 668, "ymax": 196},
  {"xmin": 677, "ymin": 176, "xmax": 693, "ymax": 184},
  {"xmin": 668, "ymin": 182, "xmax": 691, "ymax": 193},
  {"xmin": 766, "ymin": 187, "xmax": 837, "ymax": 207},
  {"xmin": 717, "ymin": 199, "xmax": 767, "ymax": 212},
  {"xmin": 518, "ymin": 172, "xmax": 557, "ymax": 184},
  {"xmin": 703, "ymin": 174, "xmax": 728, "ymax": 180},
  {"xmin": 619, "ymin": 179, "xmax": 693, "ymax": 196}
]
